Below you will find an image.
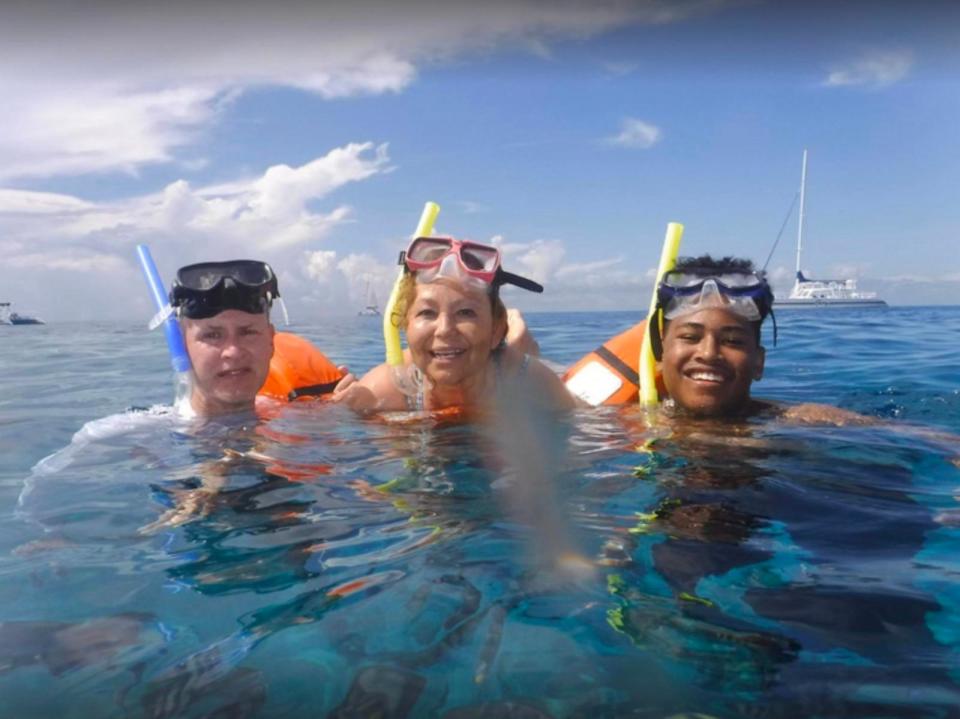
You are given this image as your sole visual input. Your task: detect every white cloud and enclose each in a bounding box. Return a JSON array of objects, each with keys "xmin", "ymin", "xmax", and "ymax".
[
  {"xmin": 0, "ymin": 189, "xmax": 94, "ymax": 214},
  {"xmin": 829, "ymin": 263, "xmax": 867, "ymax": 279},
  {"xmin": 6, "ymin": 251, "xmax": 128, "ymax": 273},
  {"xmin": 768, "ymin": 265, "xmax": 793, "ymax": 284},
  {"xmin": 823, "ymin": 49, "xmax": 914, "ymax": 88},
  {"xmin": 1, "ymin": 84, "xmax": 223, "ymax": 181},
  {"xmin": 496, "ymin": 238, "xmax": 567, "ymax": 283},
  {"xmin": 456, "ymin": 200, "xmax": 489, "ymax": 215},
  {"xmin": 605, "ymin": 117, "xmax": 662, "ymax": 149},
  {"xmin": 555, "ymin": 256, "xmax": 625, "ymax": 279},
  {"xmin": 249, "ymin": 144, "xmax": 390, "ymax": 225},
  {"xmin": 336, "ymin": 253, "xmax": 397, "ymax": 306},
  {"xmin": 0, "ymin": 1, "xmax": 716, "ymax": 181},
  {"xmin": 490, "ymin": 236, "xmax": 652, "ymax": 310},
  {"xmin": 304, "ymin": 251, "xmax": 339, "ymax": 282},
  {"xmin": 0, "ymin": 142, "xmax": 391, "ymax": 319},
  {"xmin": 878, "ymin": 272, "xmax": 960, "ymax": 285}
]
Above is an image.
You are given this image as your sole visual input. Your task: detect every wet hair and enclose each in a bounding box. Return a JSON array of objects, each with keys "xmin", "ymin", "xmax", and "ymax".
[
  {"xmin": 673, "ymin": 255, "xmax": 758, "ymax": 276},
  {"xmin": 665, "ymin": 254, "xmax": 767, "ymax": 345},
  {"xmin": 392, "ymin": 275, "xmax": 507, "ymax": 332}
]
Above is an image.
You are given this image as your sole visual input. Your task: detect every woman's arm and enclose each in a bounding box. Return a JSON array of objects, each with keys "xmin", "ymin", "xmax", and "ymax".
[
  {"xmin": 497, "ymin": 350, "xmax": 579, "ymax": 411},
  {"xmin": 331, "ymin": 363, "xmax": 410, "ymax": 413}
]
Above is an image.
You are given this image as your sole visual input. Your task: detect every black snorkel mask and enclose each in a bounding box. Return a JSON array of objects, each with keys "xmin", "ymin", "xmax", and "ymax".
[
  {"xmin": 170, "ymin": 260, "xmax": 280, "ymax": 320},
  {"xmin": 648, "ymin": 270, "xmax": 777, "ymax": 361}
]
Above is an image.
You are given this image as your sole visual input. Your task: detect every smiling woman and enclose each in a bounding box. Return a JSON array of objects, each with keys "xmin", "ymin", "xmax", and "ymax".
[{"xmin": 333, "ymin": 236, "xmax": 575, "ymax": 414}]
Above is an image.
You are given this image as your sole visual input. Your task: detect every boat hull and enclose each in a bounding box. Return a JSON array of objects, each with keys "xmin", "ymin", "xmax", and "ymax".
[{"xmin": 774, "ymin": 298, "xmax": 887, "ymax": 308}]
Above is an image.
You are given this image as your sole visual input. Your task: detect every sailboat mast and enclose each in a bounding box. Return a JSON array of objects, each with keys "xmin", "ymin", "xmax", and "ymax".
[{"xmin": 795, "ymin": 149, "xmax": 807, "ymax": 284}]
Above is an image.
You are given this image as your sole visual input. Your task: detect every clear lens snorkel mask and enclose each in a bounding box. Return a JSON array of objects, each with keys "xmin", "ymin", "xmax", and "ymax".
[
  {"xmin": 659, "ymin": 271, "xmax": 772, "ymax": 321},
  {"xmin": 649, "ymin": 269, "xmax": 776, "ymax": 360},
  {"xmin": 401, "ymin": 236, "xmax": 544, "ymax": 294},
  {"xmin": 168, "ymin": 259, "xmax": 288, "ymax": 324}
]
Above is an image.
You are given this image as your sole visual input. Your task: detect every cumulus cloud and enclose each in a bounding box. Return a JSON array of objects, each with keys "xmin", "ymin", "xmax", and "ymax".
[
  {"xmin": 335, "ymin": 253, "xmax": 399, "ymax": 307},
  {"xmin": 823, "ymin": 49, "xmax": 914, "ymax": 88},
  {"xmin": 304, "ymin": 250, "xmax": 339, "ymax": 282},
  {"xmin": 0, "ymin": 142, "xmax": 391, "ymax": 319},
  {"xmin": 0, "ymin": 1, "xmax": 716, "ymax": 181},
  {"xmin": 484, "ymin": 236, "xmax": 652, "ymax": 310},
  {"xmin": 605, "ymin": 117, "xmax": 662, "ymax": 149},
  {"xmin": 495, "ymin": 238, "xmax": 567, "ymax": 284},
  {"xmin": 1, "ymin": 85, "xmax": 224, "ymax": 181},
  {"xmin": 0, "ymin": 189, "xmax": 94, "ymax": 214}
]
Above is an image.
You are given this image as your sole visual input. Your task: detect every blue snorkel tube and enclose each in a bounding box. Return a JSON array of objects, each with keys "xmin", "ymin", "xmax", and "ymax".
[{"xmin": 136, "ymin": 244, "xmax": 193, "ymax": 412}]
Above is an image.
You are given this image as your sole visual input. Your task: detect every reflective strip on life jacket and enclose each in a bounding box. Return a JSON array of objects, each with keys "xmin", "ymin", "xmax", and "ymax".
[{"xmin": 563, "ymin": 320, "xmax": 663, "ymax": 406}]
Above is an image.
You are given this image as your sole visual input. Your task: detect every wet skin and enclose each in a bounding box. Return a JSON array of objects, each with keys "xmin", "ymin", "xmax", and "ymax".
[
  {"xmin": 405, "ymin": 280, "xmax": 506, "ymax": 394},
  {"xmin": 182, "ymin": 309, "xmax": 275, "ymax": 416},
  {"xmin": 658, "ymin": 307, "xmax": 765, "ymax": 418}
]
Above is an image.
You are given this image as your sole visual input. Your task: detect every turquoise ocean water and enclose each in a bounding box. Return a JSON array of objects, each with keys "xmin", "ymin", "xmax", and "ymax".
[{"xmin": 1, "ymin": 307, "xmax": 959, "ymax": 717}]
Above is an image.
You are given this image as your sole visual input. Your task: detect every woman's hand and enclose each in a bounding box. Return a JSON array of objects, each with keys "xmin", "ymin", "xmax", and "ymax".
[{"xmin": 504, "ymin": 308, "xmax": 540, "ymax": 356}]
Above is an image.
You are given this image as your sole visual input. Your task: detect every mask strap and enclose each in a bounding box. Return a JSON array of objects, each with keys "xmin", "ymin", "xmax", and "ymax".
[{"xmin": 271, "ymin": 293, "xmax": 290, "ymax": 326}]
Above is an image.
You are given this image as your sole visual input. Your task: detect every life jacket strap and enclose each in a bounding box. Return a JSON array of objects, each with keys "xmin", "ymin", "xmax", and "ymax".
[{"xmin": 288, "ymin": 380, "xmax": 341, "ymax": 400}]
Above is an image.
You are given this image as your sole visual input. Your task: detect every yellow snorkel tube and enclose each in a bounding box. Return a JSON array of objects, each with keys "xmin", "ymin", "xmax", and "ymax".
[
  {"xmin": 638, "ymin": 222, "xmax": 684, "ymax": 405},
  {"xmin": 383, "ymin": 201, "xmax": 440, "ymax": 366}
]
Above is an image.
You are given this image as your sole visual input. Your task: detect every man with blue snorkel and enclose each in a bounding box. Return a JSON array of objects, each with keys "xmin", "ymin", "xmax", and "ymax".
[{"xmin": 168, "ymin": 260, "xmax": 280, "ymax": 417}]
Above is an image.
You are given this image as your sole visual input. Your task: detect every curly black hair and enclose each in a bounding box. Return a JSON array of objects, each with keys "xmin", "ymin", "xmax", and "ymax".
[
  {"xmin": 659, "ymin": 254, "xmax": 773, "ymax": 349},
  {"xmin": 672, "ymin": 255, "xmax": 760, "ymax": 276}
]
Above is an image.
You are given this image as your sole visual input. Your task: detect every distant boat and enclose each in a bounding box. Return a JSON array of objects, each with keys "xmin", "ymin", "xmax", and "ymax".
[
  {"xmin": 0, "ymin": 302, "xmax": 45, "ymax": 325},
  {"xmin": 774, "ymin": 150, "xmax": 886, "ymax": 308},
  {"xmin": 357, "ymin": 281, "xmax": 381, "ymax": 317}
]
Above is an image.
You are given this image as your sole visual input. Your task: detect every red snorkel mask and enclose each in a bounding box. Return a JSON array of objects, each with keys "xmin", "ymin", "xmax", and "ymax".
[{"xmin": 401, "ymin": 236, "xmax": 543, "ymax": 293}]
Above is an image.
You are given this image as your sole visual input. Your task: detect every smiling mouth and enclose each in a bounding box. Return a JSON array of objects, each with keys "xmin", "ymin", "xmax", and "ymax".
[
  {"xmin": 218, "ymin": 368, "xmax": 251, "ymax": 378},
  {"xmin": 431, "ymin": 349, "xmax": 466, "ymax": 360},
  {"xmin": 686, "ymin": 369, "xmax": 727, "ymax": 384}
]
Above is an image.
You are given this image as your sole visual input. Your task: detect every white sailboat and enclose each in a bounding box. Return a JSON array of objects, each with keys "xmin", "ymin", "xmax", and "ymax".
[
  {"xmin": 775, "ymin": 150, "xmax": 886, "ymax": 308},
  {"xmin": 357, "ymin": 281, "xmax": 381, "ymax": 317}
]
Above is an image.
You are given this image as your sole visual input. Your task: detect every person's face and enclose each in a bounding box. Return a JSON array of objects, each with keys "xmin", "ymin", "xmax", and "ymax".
[
  {"xmin": 182, "ymin": 309, "xmax": 275, "ymax": 415},
  {"xmin": 405, "ymin": 280, "xmax": 506, "ymax": 388},
  {"xmin": 658, "ymin": 307, "xmax": 764, "ymax": 417}
]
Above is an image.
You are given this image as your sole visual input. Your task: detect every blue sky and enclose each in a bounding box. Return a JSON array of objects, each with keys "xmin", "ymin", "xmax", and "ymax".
[{"xmin": 1, "ymin": 0, "xmax": 957, "ymax": 321}]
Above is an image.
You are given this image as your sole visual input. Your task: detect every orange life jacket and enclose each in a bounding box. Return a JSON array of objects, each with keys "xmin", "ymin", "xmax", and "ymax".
[
  {"xmin": 259, "ymin": 332, "xmax": 344, "ymax": 401},
  {"xmin": 562, "ymin": 320, "xmax": 664, "ymax": 406}
]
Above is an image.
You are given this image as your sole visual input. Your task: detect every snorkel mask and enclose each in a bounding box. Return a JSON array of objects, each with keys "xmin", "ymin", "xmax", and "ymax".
[
  {"xmin": 649, "ymin": 269, "xmax": 776, "ymax": 360},
  {"xmin": 169, "ymin": 260, "xmax": 284, "ymax": 321},
  {"xmin": 402, "ymin": 236, "xmax": 544, "ymax": 294}
]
